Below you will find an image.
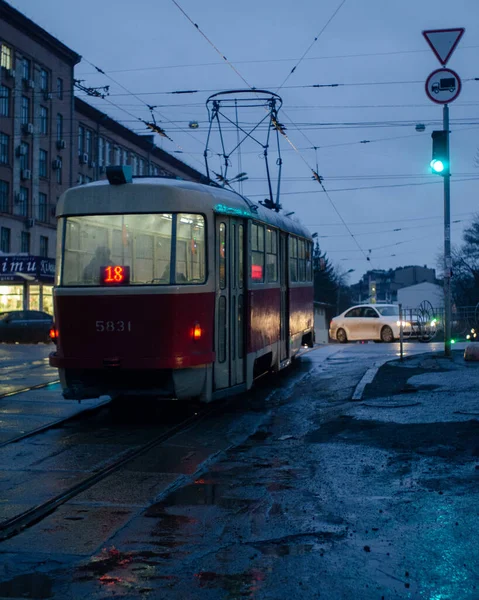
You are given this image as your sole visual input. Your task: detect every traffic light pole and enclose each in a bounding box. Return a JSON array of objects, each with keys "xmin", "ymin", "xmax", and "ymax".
[{"xmin": 443, "ymin": 104, "xmax": 452, "ymax": 357}]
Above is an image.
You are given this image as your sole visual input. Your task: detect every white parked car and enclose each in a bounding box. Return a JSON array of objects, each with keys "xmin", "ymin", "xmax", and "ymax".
[{"xmin": 329, "ymin": 304, "xmax": 411, "ymax": 343}]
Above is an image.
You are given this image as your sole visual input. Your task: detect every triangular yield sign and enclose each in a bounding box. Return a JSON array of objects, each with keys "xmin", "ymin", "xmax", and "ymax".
[{"xmin": 422, "ymin": 28, "xmax": 465, "ymax": 66}]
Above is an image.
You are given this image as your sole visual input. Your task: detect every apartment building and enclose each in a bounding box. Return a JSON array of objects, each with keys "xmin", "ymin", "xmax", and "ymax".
[{"xmin": 0, "ymin": 1, "xmax": 206, "ymax": 314}]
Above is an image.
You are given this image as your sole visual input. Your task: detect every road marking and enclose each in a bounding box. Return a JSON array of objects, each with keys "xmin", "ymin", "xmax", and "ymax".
[{"xmin": 351, "ymin": 359, "xmax": 390, "ymax": 401}]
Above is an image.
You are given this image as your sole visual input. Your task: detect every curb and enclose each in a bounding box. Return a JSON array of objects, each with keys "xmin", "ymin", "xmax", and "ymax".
[
  {"xmin": 351, "ymin": 360, "xmax": 388, "ymax": 401},
  {"xmin": 350, "ymin": 350, "xmax": 447, "ymax": 402}
]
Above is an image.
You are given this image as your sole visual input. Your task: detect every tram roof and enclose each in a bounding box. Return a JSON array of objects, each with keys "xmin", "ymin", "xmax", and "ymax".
[{"xmin": 57, "ymin": 177, "xmax": 312, "ymax": 239}]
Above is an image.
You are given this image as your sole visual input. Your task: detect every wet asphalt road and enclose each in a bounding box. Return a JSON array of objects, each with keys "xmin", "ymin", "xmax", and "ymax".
[{"xmin": 0, "ymin": 341, "xmax": 477, "ymax": 599}]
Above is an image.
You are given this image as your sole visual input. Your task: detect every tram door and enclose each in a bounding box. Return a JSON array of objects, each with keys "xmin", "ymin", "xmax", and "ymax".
[
  {"xmin": 279, "ymin": 233, "xmax": 289, "ymax": 362},
  {"xmin": 214, "ymin": 217, "xmax": 245, "ymax": 390}
]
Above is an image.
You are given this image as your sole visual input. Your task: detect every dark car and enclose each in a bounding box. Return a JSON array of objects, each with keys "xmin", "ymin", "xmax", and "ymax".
[{"xmin": 0, "ymin": 310, "xmax": 53, "ymax": 343}]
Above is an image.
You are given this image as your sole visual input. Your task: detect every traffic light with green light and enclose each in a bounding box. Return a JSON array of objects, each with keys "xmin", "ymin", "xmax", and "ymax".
[{"xmin": 430, "ymin": 130, "xmax": 448, "ymax": 175}]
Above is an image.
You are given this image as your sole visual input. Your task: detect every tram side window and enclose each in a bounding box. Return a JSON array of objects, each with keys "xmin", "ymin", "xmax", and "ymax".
[
  {"xmin": 266, "ymin": 228, "xmax": 278, "ymax": 282},
  {"xmin": 219, "ymin": 223, "xmax": 226, "ymax": 290},
  {"xmin": 298, "ymin": 239, "xmax": 306, "ymax": 282},
  {"xmin": 251, "ymin": 222, "xmax": 264, "ymax": 282},
  {"xmin": 289, "ymin": 236, "xmax": 298, "ymax": 282},
  {"xmin": 238, "ymin": 224, "xmax": 244, "ymax": 288},
  {"xmin": 306, "ymin": 241, "xmax": 312, "ymax": 281},
  {"xmin": 176, "ymin": 213, "xmax": 206, "ymax": 284}
]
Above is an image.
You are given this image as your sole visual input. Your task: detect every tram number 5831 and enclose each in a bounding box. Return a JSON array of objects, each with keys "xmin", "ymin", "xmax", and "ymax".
[{"xmin": 96, "ymin": 320, "xmax": 132, "ymax": 332}]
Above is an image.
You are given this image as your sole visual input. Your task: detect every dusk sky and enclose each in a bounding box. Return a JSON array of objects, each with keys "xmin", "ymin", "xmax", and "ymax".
[{"xmin": 9, "ymin": 0, "xmax": 479, "ymax": 284}]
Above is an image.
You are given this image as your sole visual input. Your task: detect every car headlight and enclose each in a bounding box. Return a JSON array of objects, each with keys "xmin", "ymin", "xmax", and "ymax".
[{"xmin": 396, "ymin": 321, "xmax": 410, "ymax": 327}]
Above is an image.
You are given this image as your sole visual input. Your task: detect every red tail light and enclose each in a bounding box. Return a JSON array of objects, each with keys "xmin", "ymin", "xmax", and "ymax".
[
  {"xmin": 192, "ymin": 322, "xmax": 202, "ymax": 341},
  {"xmin": 49, "ymin": 326, "xmax": 58, "ymax": 344}
]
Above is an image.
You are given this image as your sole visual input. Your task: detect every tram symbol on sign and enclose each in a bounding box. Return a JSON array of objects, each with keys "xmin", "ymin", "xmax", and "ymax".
[{"xmin": 432, "ymin": 77, "xmax": 456, "ymax": 94}]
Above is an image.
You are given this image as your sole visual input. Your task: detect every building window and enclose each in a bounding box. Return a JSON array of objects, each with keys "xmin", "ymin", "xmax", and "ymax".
[
  {"xmin": 39, "ymin": 149, "xmax": 48, "ymax": 178},
  {"xmin": 38, "ymin": 192, "xmax": 47, "ymax": 222},
  {"xmin": 55, "ymin": 156, "xmax": 62, "ymax": 184},
  {"xmin": 20, "ymin": 142, "xmax": 29, "ymax": 171},
  {"xmin": 0, "ymin": 180, "xmax": 9, "ymax": 213},
  {"xmin": 132, "ymin": 155, "xmax": 138, "ymax": 175},
  {"xmin": 40, "ymin": 68, "xmax": 49, "ymax": 91},
  {"xmin": 22, "ymin": 57, "xmax": 30, "ymax": 80},
  {"xmin": 21, "ymin": 231, "xmax": 30, "ymax": 254},
  {"xmin": 56, "ymin": 114, "xmax": 63, "ymax": 141},
  {"xmin": 98, "ymin": 137, "xmax": 104, "ymax": 167},
  {"xmin": 18, "ymin": 187, "xmax": 28, "ymax": 217},
  {"xmin": 105, "ymin": 141, "xmax": 111, "ymax": 166},
  {"xmin": 78, "ymin": 125, "xmax": 84, "ymax": 154},
  {"xmin": 0, "ymin": 227, "xmax": 10, "ymax": 253},
  {"xmin": 0, "ymin": 132, "xmax": 8, "ymax": 164},
  {"xmin": 0, "ymin": 44, "xmax": 12, "ymax": 70},
  {"xmin": 85, "ymin": 130, "xmax": 92, "ymax": 160},
  {"xmin": 57, "ymin": 77, "xmax": 63, "ymax": 100},
  {"xmin": 21, "ymin": 96, "xmax": 30, "ymax": 125},
  {"xmin": 40, "ymin": 106, "xmax": 48, "ymax": 135},
  {"xmin": 0, "ymin": 85, "xmax": 9, "ymax": 117},
  {"xmin": 40, "ymin": 236, "xmax": 49, "ymax": 257},
  {"xmin": 114, "ymin": 146, "xmax": 120, "ymax": 165},
  {"xmin": 84, "ymin": 176, "xmax": 92, "ymax": 184}
]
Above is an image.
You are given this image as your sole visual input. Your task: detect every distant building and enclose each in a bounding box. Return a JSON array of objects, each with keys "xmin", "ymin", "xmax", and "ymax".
[
  {"xmin": 350, "ymin": 265, "xmax": 439, "ymax": 304},
  {"xmin": 397, "ymin": 282, "xmax": 444, "ymax": 310},
  {"xmin": 0, "ymin": 0, "xmax": 207, "ymax": 313}
]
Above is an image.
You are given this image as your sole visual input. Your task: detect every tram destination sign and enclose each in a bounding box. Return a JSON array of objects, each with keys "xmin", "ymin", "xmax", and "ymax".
[{"xmin": 0, "ymin": 255, "xmax": 55, "ymax": 283}]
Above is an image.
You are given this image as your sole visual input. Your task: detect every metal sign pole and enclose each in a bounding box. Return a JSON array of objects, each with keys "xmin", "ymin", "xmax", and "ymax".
[
  {"xmin": 399, "ymin": 303, "xmax": 404, "ymax": 362},
  {"xmin": 443, "ymin": 103, "xmax": 452, "ymax": 357}
]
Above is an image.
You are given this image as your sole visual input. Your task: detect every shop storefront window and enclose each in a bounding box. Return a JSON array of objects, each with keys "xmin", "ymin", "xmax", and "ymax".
[
  {"xmin": 0, "ymin": 285, "xmax": 23, "ymax": 311},
  {"xmin": 29, "ymin": 285, "xmax": 40, "ymax": 310},
  {"xmin": 42, "ymin": 286, "xmax": 53, "ymax": 314}
]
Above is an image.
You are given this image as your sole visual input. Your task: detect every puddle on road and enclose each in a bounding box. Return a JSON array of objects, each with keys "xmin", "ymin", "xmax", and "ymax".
[
  {"xmin": 306, "ymin": 416, "xmax": 479, "ymax": 460},
  {"xmin": 195, "ymin": 568, "xmax": 266, "ymax": 597},
  {"xmin": 150, "ymin": 481, "xmax": 261, "ymax": 512},
  {"xmin": 0, "ymin": 573, "xmax": 53, "ymax": 599}
]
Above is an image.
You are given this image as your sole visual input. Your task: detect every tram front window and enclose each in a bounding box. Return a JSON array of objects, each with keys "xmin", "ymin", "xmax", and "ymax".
[{"xmin": 59, "ymin": 213, "xmax": 205, "ymax": 286}]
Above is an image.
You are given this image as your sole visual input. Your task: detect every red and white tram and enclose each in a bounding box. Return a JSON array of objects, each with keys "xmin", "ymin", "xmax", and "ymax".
[{"xmin": 49, "ymin": 168, "xmax": 314, "ymax": 403}]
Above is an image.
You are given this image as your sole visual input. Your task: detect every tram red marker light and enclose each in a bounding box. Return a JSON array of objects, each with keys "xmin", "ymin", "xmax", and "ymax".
[
  {"xmin": 192, "ymin": 323, "xmax": 202, "ymax": 341},
  {"xmin": 251, "ymin": 265, "xmax": 263, "ymax": 280}
]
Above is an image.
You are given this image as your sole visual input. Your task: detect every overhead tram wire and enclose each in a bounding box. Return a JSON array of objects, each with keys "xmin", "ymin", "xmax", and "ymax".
[
  {"xmin": 275, "ymin": 0, "xmax": 347, "ymax": 93},
  {"xmin": 170, "ymin": 0, "xmax": 401, "ymax": 266},
  {"xmin": 76, "ymin": 56, "xmax": 221, "ymax": 172},
  {"xmin": 170, "ymin": 0, "xmax": 253, "ymax": 88},
  {"xmin": 83, "ymin": 77, "xmax": 465, "ymax": 98},
  {"xmin": 75, "ymin": 44, "xmax": 479, "ymax": 76},
  {"xmin": 248, "ymin": 176, "xmax": 479, "ymax": 196}
]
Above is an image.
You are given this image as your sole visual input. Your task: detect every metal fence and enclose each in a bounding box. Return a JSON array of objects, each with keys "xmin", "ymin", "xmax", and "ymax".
[{"xmin": 400, "ymin": 301, "xmax": 479, "ymax": 342}]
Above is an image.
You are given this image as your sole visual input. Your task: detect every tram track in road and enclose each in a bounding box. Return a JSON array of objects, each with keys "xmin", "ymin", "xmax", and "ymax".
[
  {"xmin": 0, "ymin": 379, "xmax": 60, "ymax": 401},
  {"xmin": 0, "ymin": 395, "xmax": 110, "ymax": 449},
  {"xmin": 0, "ymin": 350, "xmax": 327, "ymax": 544},
  {"xmin": 0, "ymin": 402, "xmax": 214, "ymax": 542}
]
